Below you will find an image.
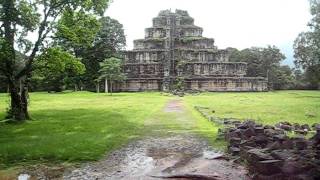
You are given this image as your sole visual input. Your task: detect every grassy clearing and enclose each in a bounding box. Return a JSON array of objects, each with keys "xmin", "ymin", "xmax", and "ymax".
[
  {"xmin": 184, "ymin": 90, "xmax": 320, "ymax": 125},
  {"xmin": 0, "ymin": 92, "xmax": 169, "ymax": 168},
  {"xmin": 0, "ymin": 90, "xmax": 319, "ymax": 169}
]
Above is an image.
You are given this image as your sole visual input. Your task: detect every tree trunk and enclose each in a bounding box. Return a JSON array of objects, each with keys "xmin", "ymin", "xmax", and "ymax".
[
  {"xmin": 21, "ymin": 78, "xmax": 30, "ymax": 120},
  {"xmin": 19, "ymin": 78, "xmax": 23, "ymax": 95},
  {"xmin": 110, "ymin": 81, "xmax": 113, "ymax": 96},
  {"xmin": 3, "ymin": 0, "xmax": 28, "ymax": 121},
  {"xmin": 96, "ymin": 81, "xmax": 100, "ymax": 93},
  {"xmin": 8, "ymin": 78, "xmax": 27, "ymax": 121},
  {"xmin": 105, "ymin": 78, "xmax": 108, "ymax": 93}
]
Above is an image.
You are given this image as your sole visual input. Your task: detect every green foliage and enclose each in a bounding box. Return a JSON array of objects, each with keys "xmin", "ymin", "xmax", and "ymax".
[
  {"xmin": 33, "ymin": 47, "xmax": 85, "ymax": 92},
  {"xmin": 15, "ymin": 1, "xmax": 40, "ymax": 31},
  {"xmin": 56, "ymin": 15, "xmax": 126, "ymax": 91},
  {"xmin": 271, "ymin": 65, "xmax": 295, "ymax": 90},
  {"xmin": 0, "ymin": 0, "xmax": 111, "ymax": 120},
  {"xmin": 94, "ymin": 16, "xmax": 126, "ymax": 55},
  {"xmin": 293, "ymin": 0, "xmax": 320, "ymax": 89},
  {"xmin": 99, "ymin": 57, "xmax": 125, "ymax": 81},
  {"xmin": 99, "ymin": 57, "xmax": 126, "ymax": 94},
  {"xmin": 56, "ymin": 10, "xmax": 101, "ymax": 53},
  {"xmin": 172, "ymin": 77, "xmax": 185, "ymax": 91},
  {"xmin": 229, "ymin": 46, "xmax": 295, "ymax": 90},
  {"xmin": 82, "ymin": 16, "xmax": 126, "ymax": 91}
]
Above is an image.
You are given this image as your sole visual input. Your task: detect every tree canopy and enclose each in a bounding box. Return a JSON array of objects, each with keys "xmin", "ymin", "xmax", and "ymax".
[
  {"xmin": 33, "ymin": 47, "xmax": 85, "ymax": 92},
  {"xmin": 0, "ymin": 0, "xmax": 111, "ymax": 120},
  {"xmin": 99, "ymin": 57, "xmax": 126, "ymax": 95},
  {"xmin": 229, "ymin": 46, "xmax": 295, "ymax": 90},
  {"xmin": 293, "ymin": 0, "xmax": 320, "ymax": 89},
  {"xmin": 56, "ymin": 15, "xmax": 126, "ymax": 91}
]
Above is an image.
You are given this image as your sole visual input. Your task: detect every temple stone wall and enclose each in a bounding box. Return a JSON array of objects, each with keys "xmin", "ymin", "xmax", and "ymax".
[
  {"xmin": 124, "ymin": 50, "xmax": 166, "ymax": 63},
  {"xmin": 123, "ymin": 63, "xmax": 163, "ymax": 78},
  {"xmin": 175, "ymin": 38, "xmax": 215, "ymax": 49},
  {"xmin": 185, "ymin": 78, "xmax": 267, "ymax": 92},
  {"xmin": 134, "ymin": 39, "xmax": 166, "ymax": 49},
  {"xmin": 119, "ymin": 79, "xmax": 162, "ymax": 91},
  {"xmin": 117, "ymin": 9, "xmax": 267, "ymax": 92},
  {"xmin": 181, "ymin": 63, "xmax": 247, "ymax": 77}
]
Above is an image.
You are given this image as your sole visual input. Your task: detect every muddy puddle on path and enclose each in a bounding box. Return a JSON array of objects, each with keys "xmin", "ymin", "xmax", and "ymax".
[
  {"xmin": 64, "ymin": 135, "xmax": 248, "ymax": 180},
  {"xmin": 64, "ymin": 100, "xmax": 249, "ymax": 180}
]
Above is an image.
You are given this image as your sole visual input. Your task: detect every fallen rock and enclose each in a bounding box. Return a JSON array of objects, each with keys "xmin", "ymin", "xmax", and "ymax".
[
  {"xmin": 253, "ymin": 134, "xmax": 269, "ymax": 147},
  {"xmin": 301, "ymin": 124, "xmax": 311, "ymax": 131},
  {"xmin": 294, "ymin": 129, "xmax": 307, "ymax": 135},
  {"xmin": 247, "ymin": 149, "xmax": 274, "ymax": 163},
  {"xmin": 264, "ymin": 125, "xmax": 275, "ymax": 129},
  {"xmin": 264, "ymin": 128, "xmax": 276, "ymax": 137},
  {"xmin": 280, "ymin": 124, "xmax": 292, "ymax": 131},
  {"xmin": 241, "ymin": 127, "xmax": 256, "ymax": 139},
  {"xmin": 229, "ymin": 147, "xmax": 240, "ymax": 155},
  {"xmin": 254, "ymin": 126, "xmax": 264, "ymax": 134},
  {"xmin": 229, "ymin": 137, "xmax": 241, "ymax": 147},
  {"xmin": 252, "ymin": 173, "xmax": 284, "ymax": 180},
  {"xmin": 294, "ymin": 138, "xmax": 308, "ymax": 150},
  {"xmin": 281, "ymin": 139, "xmax": 294, "ymax": 149},
  {"xmin": 254, "ymin": 159, "xmax": 283, "ymax": 175},
  {"xmin": 281, "ymin": 160, "xmax": 311, "ymax": 176},
  {"xmin": 293, "ymin": 123, "xmax": 301, "ymax": 130},
  {"xmin": 266, "ymin": 141, "xmax": 281, "ymax": 151},
  {"xmin": 312, "ymin": 123, "xmax": 320, "ymax": 131},
  {"xmin": 271, "ymin": 150, "xmax": 294, "ymax": 160}
]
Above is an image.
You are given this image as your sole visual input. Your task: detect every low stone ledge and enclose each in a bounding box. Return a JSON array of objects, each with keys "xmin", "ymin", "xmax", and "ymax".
[{"xmin": 194, "ymin": 106, "xmax": 320, "ymax": 179}]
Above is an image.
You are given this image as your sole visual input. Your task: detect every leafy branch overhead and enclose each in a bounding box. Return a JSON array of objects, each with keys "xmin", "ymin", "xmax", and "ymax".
[{"xmin": 0, "ymin": 0, "xmax": 111, "ymax": 120}]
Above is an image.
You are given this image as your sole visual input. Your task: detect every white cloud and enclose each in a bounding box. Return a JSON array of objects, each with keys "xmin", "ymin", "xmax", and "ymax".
[{"xmin": 105, "ymin": 0, "xmax": 311, "ymax": 66}]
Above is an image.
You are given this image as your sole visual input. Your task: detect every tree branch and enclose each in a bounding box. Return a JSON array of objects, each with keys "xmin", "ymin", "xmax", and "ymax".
[{"xmin": 15, "ymin": 2, "xmax": 64, "ymax": 79}]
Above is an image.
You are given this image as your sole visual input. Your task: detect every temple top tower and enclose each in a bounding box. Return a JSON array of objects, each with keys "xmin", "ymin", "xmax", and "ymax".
[
  {"xmin": 119, "ymin": 9, "xmax": 267, "ymax": 92},
  {"xmin": 135, "ymin": 9, "xmax": 215, "ymax": 51}
]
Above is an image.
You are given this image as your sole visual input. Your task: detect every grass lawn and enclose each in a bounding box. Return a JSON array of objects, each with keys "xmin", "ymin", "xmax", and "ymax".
[
  {"xmin": 184, "ymin": 90, "xmax": 320, "ymax": 125},
  {"xmin": 0, "ymin": 90, "xmax": 319, "ymax": 169},
  {"xmin": 0, "ymin": 92, "xmax": 170, "ymax": 168}
]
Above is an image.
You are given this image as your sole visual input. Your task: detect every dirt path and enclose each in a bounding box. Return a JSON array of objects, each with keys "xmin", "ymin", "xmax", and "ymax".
[{"xmin": 63, "ymin": 99, "xmax": 249, "ymax": 180}]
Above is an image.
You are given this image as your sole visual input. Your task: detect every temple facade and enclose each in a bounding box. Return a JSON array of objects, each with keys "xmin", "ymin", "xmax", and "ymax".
[{"xmin": 117, "ymin": 9, "xmax": 267, "ymax": 92}]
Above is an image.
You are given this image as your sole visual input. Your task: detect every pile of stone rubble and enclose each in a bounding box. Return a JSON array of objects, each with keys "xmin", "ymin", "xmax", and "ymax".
[{"xmin": 195, "ymin": 106, "xmax": 320, "ymax": 180}]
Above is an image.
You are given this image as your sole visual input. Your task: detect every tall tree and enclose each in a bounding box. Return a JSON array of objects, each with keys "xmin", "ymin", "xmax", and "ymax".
[
  {"xmin": 293, "ymin": 0, "xmax": 320, "ymax": 89},
  {"xmin": 86, "ymin": 17, "xmax": 126, "ymax": 92},
  {"xmin": 0, "ymin": 0, "xmax": 110, "ymax": 120},
  {"xmin": 229, "ymin": 46, "xmax": 287, "ymax": 89},
  {"xmin": 33, "ymin": 47, "xmax": 85, "ymax": 92},
  {"xmin": 56, "ymin": 15, "xmax": 126, "ymax": 91},
  {"xmin": 99, "ymin": 57, "xmax": 126, "ymax": 95}
]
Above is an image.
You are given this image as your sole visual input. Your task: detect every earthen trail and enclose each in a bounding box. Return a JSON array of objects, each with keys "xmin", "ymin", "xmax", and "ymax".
[{"xmin": 64, "ymin": 99, "xmax": 249, "ymax": 180}]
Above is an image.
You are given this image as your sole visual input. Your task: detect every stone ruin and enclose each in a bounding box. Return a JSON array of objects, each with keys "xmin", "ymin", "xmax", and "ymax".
[
  {"xmin": 115, "ymin": 9, "xmax": 268, "ymax": 92},
  {"xmin": 195, "ymin": 106, "xmax": 320, "ymax": 180}
]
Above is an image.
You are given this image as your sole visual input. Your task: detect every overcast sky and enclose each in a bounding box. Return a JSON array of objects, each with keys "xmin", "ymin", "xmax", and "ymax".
[{"xmin": 105, "ymin": 0, "xmax": 312, "ymax": 67}]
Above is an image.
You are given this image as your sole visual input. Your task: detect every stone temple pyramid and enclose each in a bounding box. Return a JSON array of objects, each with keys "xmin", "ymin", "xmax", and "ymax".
[{"xmin": 116, "ymin": 9, "xmax": 267, "ymax": 91}]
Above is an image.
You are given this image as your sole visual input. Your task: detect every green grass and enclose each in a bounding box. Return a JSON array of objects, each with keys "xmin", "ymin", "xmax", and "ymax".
[
  {"xmin": 184, "ymin": 90, "xmax": 320, "ymax": 125},
  {"xmin": 0, "ymin": 90, "xmax": 319, "ymax": 169},
  {"xmin": 0, "ymin": 92, "xmax": 169, "ymax": 168}
]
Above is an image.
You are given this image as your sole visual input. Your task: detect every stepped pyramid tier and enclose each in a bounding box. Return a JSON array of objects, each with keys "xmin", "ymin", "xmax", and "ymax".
[{"xmin": 115, "ymin": 9, "xmax": 267, "ymax": 92}]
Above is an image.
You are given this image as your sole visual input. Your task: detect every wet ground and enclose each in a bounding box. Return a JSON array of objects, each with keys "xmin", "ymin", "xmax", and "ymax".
[{"xmin": 63, "ymin": 100, "xmax": 249, "ymax": 180}]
